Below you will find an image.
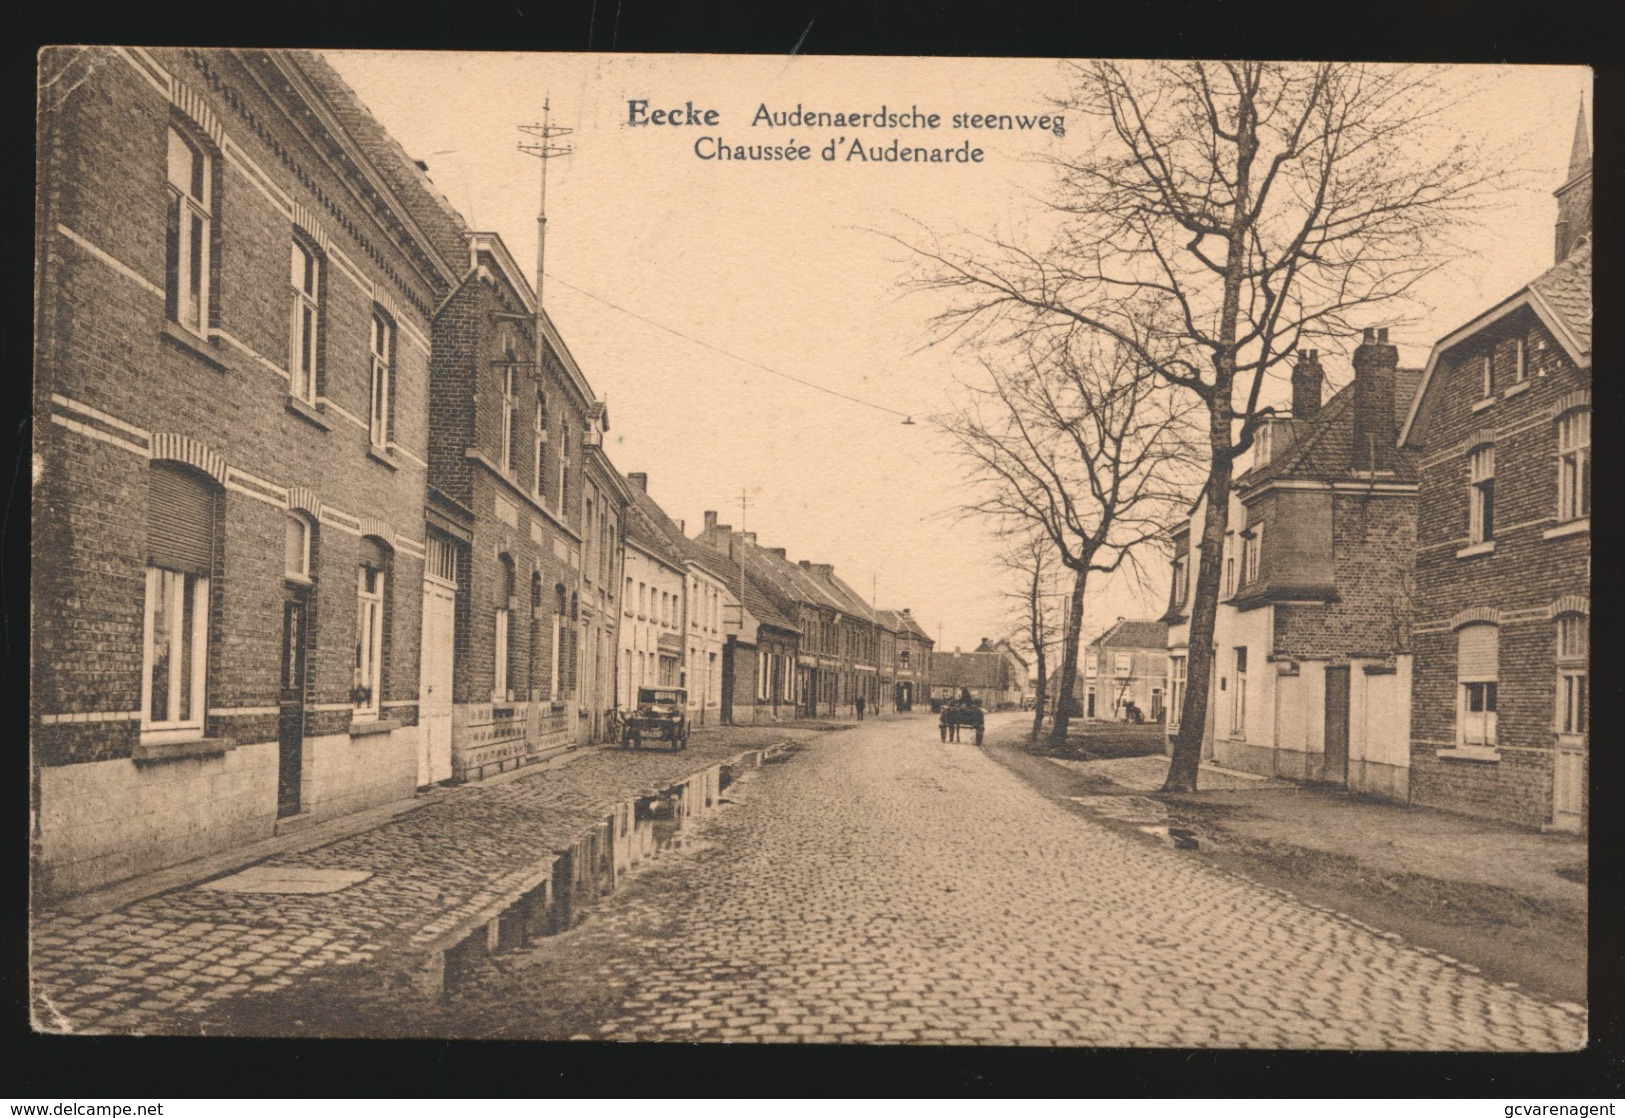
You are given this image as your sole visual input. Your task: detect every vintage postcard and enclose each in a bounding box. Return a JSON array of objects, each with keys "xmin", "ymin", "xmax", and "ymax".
[{"xmin": 31, "ymin": 48, "xmax": 1589, "ymax": 1050}]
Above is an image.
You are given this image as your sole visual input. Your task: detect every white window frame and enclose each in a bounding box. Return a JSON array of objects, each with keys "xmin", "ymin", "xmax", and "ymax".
[
  {"xmin": 1232, "ymin": 646, "xmax": 1248, "ymax": 736},
  {"xmin": 289, "ymin": 238, "xmax": 321, "ymax": 403},
  {"xmin": 354, "ymin": 565, "xmax": 385, "ymax": 718},
  {"xmin": 1242, "ymin": 524, "xmax": 1263, "ymax": 585},
  {"xmin": 166, "ymin": 126, "xmax": 212, "ymax": 336},
  {"xmin": 1469, "ymin": 446, "xmax": 1495, "ymax": 544},
  {"xmin": 1555, "ymin": 614, "xmax": 1588, "ymax": 739},
  {"xmin": 1456, "ymin": 624, "xmax": 1499, "ymax": 747},
  {"xmin": 285, "ymin": 513, "xmax": 312, "ymax": 580},
  {"xmin": 1168, "ymin": 655, "xmax": 1186, "ymax": 731},
  {"xmin": 533, "ymin": 392, "xmax": 548, "ymax": 499},
  {"xmin": 495, "ymin": 607, "xmax": 511, "ymax": 702},
  {"xmin": 557, "ymin": 425, "xmax": 570, "ymax": 518},
  {"xmin": 1171, "ymin": 553, "xmax": 1188, "ymax": 608},
  {"xmin": 369, "ymin": 311, "xmax": 393, "ymax": 449},
  {"xmin": 1513, "ymin": 337, "xmax": 1527, "ymax": 384},
  {"xmin": 501, "ymin": 365, "xmax": 517, "ymax": 475},
  {"xmin": 1557, "ymin": 409, "xmax": 1590, "ymax": 523},
  {"xmin": 140, "ymin": 565, "xmax": 210, "ymax": 738},
  {"xmin": 1480, "ymin": 351, "xmax": 1493, "ymax": 399}
]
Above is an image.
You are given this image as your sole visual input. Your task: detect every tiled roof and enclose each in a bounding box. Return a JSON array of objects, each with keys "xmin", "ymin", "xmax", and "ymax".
[
  {"xmin": 874, "ymin": 609, "xmax": 933, "ymax": 643},
  {"xmin": 289, "ymin": 52, "xmax": 472, "ymax": 269},
  {"xmin": 623, "ymin": 485, "xmax": 688, "ymax": 571},
  {"xmin": 933, "ymin": 651, "xmax": 1011, "ymax": 691},
  {"xmin": 1239, "ymin": 367, "xmax": 1422, "ymax": 489},
  {"xmin": 1089, "ymin": 619, "xmax": 1169, "ymax": 651},
  {"xmin": 1529, "ymin": 240, "xmax": 1592, "ymax": 358}
]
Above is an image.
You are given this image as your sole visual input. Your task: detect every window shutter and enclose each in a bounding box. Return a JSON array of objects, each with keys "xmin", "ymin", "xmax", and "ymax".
[
  {"xmin": 1457, "ymin": 625, "xmax": 1499, "ymax": 682},
  {"xmin": 148, "ymin": 465, "xmax": 215, "ymax": 576}
]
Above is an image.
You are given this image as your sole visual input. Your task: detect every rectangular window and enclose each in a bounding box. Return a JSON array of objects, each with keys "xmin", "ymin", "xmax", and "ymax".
[
  {"xmin": 354, "ymin": 565, "xmax": 385, "ymax": 717},
  {"xmin": 557, "ymin": 425, "xmax": 571, "ymax": 519},
  {"xmin": 1232, "ymin": 647, "xmax": 1248, "ymax": 735},
  {"xmin": 1513, "ymin": 337, "xmax": 1527, "ymax": 384},
  {"xmin": 1242, "ymin": 524, "xmax": 1263, "ymax": 585},
  {"xmin": 533, "ymin": 393, "xmax": 548, "ymax": 498},
  {"xmin": 1225, "ymin": 554, "xmax": 1235, "ymax": 597},
  {"xmin": 495, "ymin": 606, "xmax": 510, "ymax": 700},
  {"xmin": 1114, "ymin": 653, "xmax": 1132, "ymax": 678},
  {"xmin": 1456, "ymin": 624, "xmax": 1498, "ymax": 746},
  {"xmin": 1168, "ymin": 656, "xmax": 1186, "ymax": 731},
  {"xmin": 166, "ymin": 127, "xmax": 212, "ymax": 334},
  {"xmin": 142, "ymin": 566, "xmax": 209, "ymax": 732},
  {"xmin": 501, "ymin": 366, "xmax": 517, "ymax": 474},
  {"xmin": 370, "ymin": 312, "xmax": 393, "ymax": 448},
  {"xmin": 1480, "ymin": 351, "xmax": 1493, "ymax": 399},
  {"xmin": 1557, "ymin": 410, "xmax": 1590, "ymax": 522},
  {"xmin": 289, "ymin": 239, "xmax": 321, "ymax": 402},
  {"xmin": 1171, "ymin": 554, "xmax": 1188, "ymax": 608},
  {"xmin": 1556, "ymin": 615, "xmax": 1588, "ymax": 737},
  {"xmin": 1469, "ymin": 446, "xmax": 1495, "ymax": 544}
]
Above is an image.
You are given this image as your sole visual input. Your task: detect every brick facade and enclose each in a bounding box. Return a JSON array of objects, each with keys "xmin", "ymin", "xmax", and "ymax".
[{"xmin": 34, "ymin": 48, "xmax": 441, "ymax": 897}]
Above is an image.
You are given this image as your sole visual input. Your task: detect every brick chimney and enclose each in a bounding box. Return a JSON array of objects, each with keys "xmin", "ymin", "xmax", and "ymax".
[
  {"xmin": 703, "ymin": 511, "xmax": 717, "ymax": 532},
  {"xmin": 627, "ymin": 472, "xmax": 648, "ymax": 491},
  {"xmin": 743, "ymin": 532, "xmax": 757, "ymax": 547},
  {"xmin": 767, "ymin": 548, "xmax": 787, "ymax": 560},
  {"xmin": 1291, "ymin": 350, "xmax": 1323, "ymax": 418},
  {"xmin": 1351, "ymin": 327, "xmax": 1398, "ymax": 471}
]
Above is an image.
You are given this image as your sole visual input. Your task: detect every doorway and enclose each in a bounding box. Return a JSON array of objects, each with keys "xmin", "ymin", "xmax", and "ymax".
[
  {"xmin": 277, "ymin": 590, "xmax": 308, "ymax": 818},
  {"xmin": 1322, "ymin": 665, "xmax": 1350, "ymax": 786},
  {"xmin": 418, "ymin": 574, "xmax": 456, "ymax": 786}
]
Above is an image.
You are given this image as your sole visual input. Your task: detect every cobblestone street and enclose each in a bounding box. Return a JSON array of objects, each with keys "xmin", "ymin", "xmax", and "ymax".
[{"xmin": 444, "ymin": 712, "xmax": 1586, "ymax": 1050}]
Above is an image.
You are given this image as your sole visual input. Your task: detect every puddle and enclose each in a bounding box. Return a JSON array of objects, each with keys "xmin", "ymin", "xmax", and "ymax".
[{"xmin": 1137, "ymin": 825, "xmax": 1201, "ymax": 850}]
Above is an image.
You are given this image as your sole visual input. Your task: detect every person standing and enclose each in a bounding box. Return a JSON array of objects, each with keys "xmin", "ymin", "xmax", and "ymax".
[{"xmin": 855, "ymin": 693, "xmax": 866, "ymax": 721}]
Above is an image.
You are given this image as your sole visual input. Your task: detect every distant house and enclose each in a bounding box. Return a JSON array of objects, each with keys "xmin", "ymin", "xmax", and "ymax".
[
  {"xmin": 933, "ymin": 640, "xmax": 1026, "ymax": 711},
  {"xmin": 1082, "ymin": 620, "xmax": 1169, "ymax": 722},
  {"xmin": 877, "ymin": 608, "xmax": 934, "ymax": 711},
  {"xmin": 1163, "ymin": 331, "xmax": 1422, "ymax": 800},
  {"xmin": 1399, "ymin": 109, "xmax": 1591, "ymax": 832}
]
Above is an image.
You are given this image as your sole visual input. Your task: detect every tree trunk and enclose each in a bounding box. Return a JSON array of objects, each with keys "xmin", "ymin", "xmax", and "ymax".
[
  {"xmin": 1029, "ymin": 558, "xmax": 1048, "ymax": 742},
  {"xmin": 1163, "ymin": 446, "xmax": 1234, "ymax": 792},
  {"xmin": 1047, "ymin": 566, "xmax": 1089, "ymax": 749}
]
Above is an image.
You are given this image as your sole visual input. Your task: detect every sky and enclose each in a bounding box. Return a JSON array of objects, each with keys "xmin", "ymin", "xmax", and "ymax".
[{"xmin": 324, "ymin": 53, "xmax": 1589, "ymax": 655}]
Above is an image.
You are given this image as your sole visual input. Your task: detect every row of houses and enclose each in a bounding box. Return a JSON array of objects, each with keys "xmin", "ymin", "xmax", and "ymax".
[
  {"xmin": 1158, "ymin": 110, "xmax": 1591, "ymax": 832},
  {"xmin": 31, "ymin": 47, "xmax": 935, "ymax": 902}
]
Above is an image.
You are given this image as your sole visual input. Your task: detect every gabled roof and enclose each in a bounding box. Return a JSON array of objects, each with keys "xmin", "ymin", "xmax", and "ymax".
[
  {"xmin": 933, "ymin": 651, "xmax": 1011, "ymax": 691},
  {"xmin": 1240, "ymin": 368, "xmax": 1422, "ymax": 489},
  {"xmin": 1088, "ymin": 619, "xmax": 1170, "ymax": 651},
  {"xmin": 1401, "ymin": 243, "xmax": 1592, "ymax": 446},
  {"xmin": 623, "ymin": 483, "xmax": 688, "ymax": 572}
]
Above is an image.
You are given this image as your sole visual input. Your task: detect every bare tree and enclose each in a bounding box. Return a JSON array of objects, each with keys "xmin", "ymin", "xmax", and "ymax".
[
  {"xmin": 996, "ymin": 531, "xmax": 1067, "ymax": 742},
  {"xmin": 940, "ymin": 331, "xmax": 1198, "ymax": 749},
  {"xmin": 913, "ymin": 61, "xmax": 1500, "ymax": 790}
]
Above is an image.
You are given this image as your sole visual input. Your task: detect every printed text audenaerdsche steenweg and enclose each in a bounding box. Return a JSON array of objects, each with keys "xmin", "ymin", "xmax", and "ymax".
[{"xmin": 627, "ymin": 100, "xmax": 1066, "ymax": 163}]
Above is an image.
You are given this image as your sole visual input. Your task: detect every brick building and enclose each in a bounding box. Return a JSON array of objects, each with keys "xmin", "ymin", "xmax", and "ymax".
[
  {"xmin": 688, "ymin": 529, "xmax": 803, "ymax": 725},
  {"xmin": 1399, "ymin": 111, "xmax": 1591, "ymax": 831},
  {"xmin": 879, "ymin": 608, "xmax": 934, "ymax": 712},
  {"xmin": 1162, "ymin": 335, "xmax": 1421, "ymax": 799},
  {"xmin": 932, "ymin": 642, "xmax": 1025, "ymax": 710},
  {"xmin": 33, "ymin": 48, "xmax": 444, "ymax": 897},
  {"xmin": 579, "ymin": 409, "xmax": 631, "ymax": 743},
  {"xmin": 1082, "ymin": 620, "xmax": 1169, "ymax": 722}
]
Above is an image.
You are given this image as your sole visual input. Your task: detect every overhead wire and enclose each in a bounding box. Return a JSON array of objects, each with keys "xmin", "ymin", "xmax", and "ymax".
[{"xmin": 544, "ymin": 273, "xmax": 917, "ymax": 421}]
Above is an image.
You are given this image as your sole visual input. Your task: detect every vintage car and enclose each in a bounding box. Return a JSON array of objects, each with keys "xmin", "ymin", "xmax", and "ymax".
[
  {"xmin": 938, "ymin": 695, "xmax": 985, "ymax": 744},
  {"xmin": 624, "ymin": 687, "xmax": 689, "ymax": 751}
]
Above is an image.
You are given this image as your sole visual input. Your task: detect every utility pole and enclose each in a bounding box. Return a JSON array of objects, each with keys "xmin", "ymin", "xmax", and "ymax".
[{"xmin": 518, "ymin": 97, "xmax": 573, "ymax": 317}]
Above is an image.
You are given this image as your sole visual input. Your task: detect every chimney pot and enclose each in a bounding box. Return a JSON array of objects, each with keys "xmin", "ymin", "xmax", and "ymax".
[
  {"xmin": 1291, "ymin": 350, "xmax": 1324, "ymax": 418},
  {"xmin": 1352, "ymin": 327, "xmax": 1400, "ymax": 471},
  {"xmin": 627, "ymin": 472, "xmax": 648, "ymax": 491}
]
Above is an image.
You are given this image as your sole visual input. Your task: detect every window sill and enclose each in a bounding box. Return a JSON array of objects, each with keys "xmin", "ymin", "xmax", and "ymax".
[
  {"xmin": 1543, "ymin": 518, "xmax": 1588, "ymax": 540},
  {"xmin": 367, "ymin": 444, "xmax": 398, "ymax": 471},
  {"xmin": 285, "ymin": 394, "xmax": 332, "ymax": 431},
  {"xmin": 349, "ymin": 718, "xmax": 403, "ymax": 738},
  {"xmin": 1436, "ymin": 745, "xmax": 1501, "ymax": 763},
  {"xmin": 133, "ymin": 735, "xmax": 228, "ymax": 763},
  {"xmin": 1503, "ymin": 380, "xmax": 1531, "ymax": 399},
  {"xmin": 284, "ymin": 573, "xmax": 314, "ymax": 589},
  {"xmin": 160, "ymin": 321, "xmax": 227, "ymax": 370},
  {"xmin": 1455, "ymin": 541, "xmax": 1495, "ymax": 559},
  {"xmin": 1470, "ymin": 397, "xmax": 1496, "ymax": 413}
]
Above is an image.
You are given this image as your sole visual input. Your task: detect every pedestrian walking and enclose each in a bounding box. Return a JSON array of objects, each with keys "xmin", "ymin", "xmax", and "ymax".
[{"xmin": 855, "ymin": 694, "xmax": 866, "ymax": 720}]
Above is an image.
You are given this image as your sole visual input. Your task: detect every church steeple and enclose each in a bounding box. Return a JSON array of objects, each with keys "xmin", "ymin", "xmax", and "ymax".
[{"xmin": 1554, "ymin": 97, "xmax": 1592, "ymax": 263}]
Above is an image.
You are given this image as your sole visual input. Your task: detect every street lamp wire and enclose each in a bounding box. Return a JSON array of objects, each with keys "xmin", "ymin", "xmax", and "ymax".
[{"xmin": 544, "ymin": 273, "xmax": 917, "ymax": 423}]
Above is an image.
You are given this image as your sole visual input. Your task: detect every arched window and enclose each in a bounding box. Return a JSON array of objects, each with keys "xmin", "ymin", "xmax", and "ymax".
[
  {"xmin": 494, "ymin": 555, "xmax": 516, "ymax": 702},
  {"xmin": 1456, "ymin": 623, "xmax": 1499, "ymax": 746},
  {"xmin": 1555, "ymin": 613, "xmax": 1588, "ymax": 737},
  {"xmin": 284, "ymin": 512, "xmax": 313, "ymax": 580},
  {"xmin": 165, "ymin": 124, "xmax": 214, "ymax": 335},
  {"xmin": 354, "ymin": 536, "xmax": 390, "ymax": 717},
  {"xmin": 289, "ymin": 235, "xmax": 323, "ymax": 402},
  {"xmin": 550, "ymin": 584, "xmax": 567, "ymax": 701},
  {"xmin": 143, "ymin": 463, "xmax": 218, "ymax": 736},
  {"xmin": 529, "ymin": 572, "xmax": 544, "ymax": 701},
  {"xmin": 1557, "ymin": 408, "xmax": 1590, "ymax": 522}
]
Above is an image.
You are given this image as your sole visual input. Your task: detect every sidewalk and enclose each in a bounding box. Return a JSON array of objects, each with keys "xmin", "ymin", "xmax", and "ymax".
[
  {"xmin": 30, "ymin": 719, "xmax": 847, "ymax": 1035},
  {"xmin": 1041, "ymin": 749, "xmax": 1588, "ymax": 1003}
]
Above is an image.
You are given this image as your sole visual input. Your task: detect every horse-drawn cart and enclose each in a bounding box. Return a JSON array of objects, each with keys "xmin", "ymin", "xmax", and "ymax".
[{"xmin": 938, "ymin": 696, "xmax": 985, "ymax": 745}]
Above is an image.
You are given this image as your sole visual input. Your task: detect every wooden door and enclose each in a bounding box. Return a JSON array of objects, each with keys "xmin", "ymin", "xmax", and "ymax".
[
  {"xmin": 418, "ymin": 577, "xmax": 456, "ymax": 786},
  {"xmin": 277, "ymin": 593, "xmax": 308, "ymax": 818},
  {"xmin": 1322, "ymin": 665, "xmax": 1350, "ymax": 786}
]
